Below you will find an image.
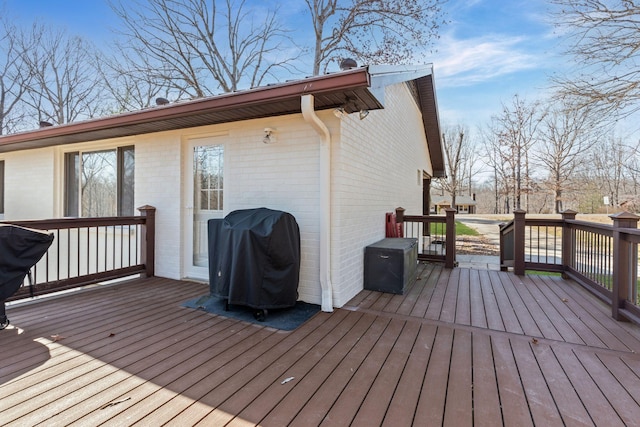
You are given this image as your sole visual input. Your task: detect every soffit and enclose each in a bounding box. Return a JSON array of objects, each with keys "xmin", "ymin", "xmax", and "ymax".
[{"xmin": 0, "ymin": 68, "xmax": 381, "ymax": 153}]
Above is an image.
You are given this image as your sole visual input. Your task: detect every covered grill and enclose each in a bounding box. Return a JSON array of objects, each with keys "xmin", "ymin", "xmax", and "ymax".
[
  {"xmin": 208, "ymin": 208, "xmax": 300, "ymax": 319},
  {"xmin": 1, "ymin": 224, "xmax": 54, "ymax": 330}
]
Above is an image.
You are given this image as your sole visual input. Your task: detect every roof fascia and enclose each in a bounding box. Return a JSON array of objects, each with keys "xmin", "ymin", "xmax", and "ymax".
[
  {"xmin": 0, "ymin": 67, "xmax": 372, "ymax": 150},
  {"xmin": 367, "ymin": 64, "xmax": 434, "ymax": 105}
]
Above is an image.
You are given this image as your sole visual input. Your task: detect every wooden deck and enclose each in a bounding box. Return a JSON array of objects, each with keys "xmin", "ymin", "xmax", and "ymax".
[{"xmin": 3, "ymin": 264, "xmax": 640, "ymax": 426}]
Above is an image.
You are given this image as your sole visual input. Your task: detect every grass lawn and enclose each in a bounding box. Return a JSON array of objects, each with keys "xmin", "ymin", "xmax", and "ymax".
[{"xmin": 430, "ymin": 221, "xmax": 481, "ymax": 236}]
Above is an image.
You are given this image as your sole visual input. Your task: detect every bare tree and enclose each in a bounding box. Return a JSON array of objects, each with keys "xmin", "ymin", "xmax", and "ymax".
[
  {"xmin": 96, "ymin": 49, "xmax": 177, "ymax": 112},
  {"xmin": 589, "ymin": 135, "xmax": 629, "ymax": 208},
  {"xmin": 110, "ymin": 0, "xmax": 300, "ymax": 98},
  {"xmin": 21, "ymin": 24, "xmax": 107, "ymax": 125},
  {"xmin": 436, "ymin": 124, "xmax": 474, "ymax": 211},
  {"xmin": 535, "ymin": 101, "xmax": 600, "ymax": 213},
  {"xmin": 550, "ymin": 0, "xmax": 640, "ymax": 116},
  {"xmin": 490, "ymin": 95, "xmax": 545, "ymax": 211},
  {"xmin": 481, "ymin": 122, "xmax": 513, "ymax": 214},
  {"xmin": 0, "ymin": 15, "xmax": 35, "ymax": 134},
  {"xmin": 304, "ymin": 0, "xmax": 446, "ymax": 75}
]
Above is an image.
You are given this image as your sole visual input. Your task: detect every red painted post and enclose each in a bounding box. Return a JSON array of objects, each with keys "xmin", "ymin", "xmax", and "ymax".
[
  {"xmin": 138, "ymin": 205, "xmax": 156, "ymax": 278},
  {"xmin": 610, "ymin": 211, "xmax": 639, "ymax": 321},
  {"xmin": 444, "ymin": 208, "xmax": 456, "ymax": 269},
  {"xmin": 513, "ymin": 209, "xmax": 526, "ymax": 276},
  {"xmin": 561, "ymin": 210, "xmax": 578, "ymax": 279},
  {"xmin": 395, "ymin": 207, "xmax": 405, "ymax": 238}
]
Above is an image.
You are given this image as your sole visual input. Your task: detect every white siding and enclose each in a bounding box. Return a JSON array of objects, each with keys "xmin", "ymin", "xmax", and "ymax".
[{"xmin": 331, "ymin": 83, "xmax": 431, "ymax": 307}]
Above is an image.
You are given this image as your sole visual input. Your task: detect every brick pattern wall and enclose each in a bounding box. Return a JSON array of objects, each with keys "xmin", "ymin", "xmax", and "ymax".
[
  {"xmin": 2, "ymin": 148, "xmax": 56, "ymax": 220},
  {"xmin": 0, "ymin": 81, "xmax": 435, "ymax": 309},
  {"xmin": 331, "ymin": 83, "xmax": 432, "ymax": 306},
  {"xmin": 135, "ymin": 133, "xmax": 183, "ymax": 279}
]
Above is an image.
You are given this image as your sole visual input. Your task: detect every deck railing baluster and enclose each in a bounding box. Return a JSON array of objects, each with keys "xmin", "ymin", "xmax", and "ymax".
[{"xmin": 2, "ymin": 205, "xmax": 156, "ymax": 301}]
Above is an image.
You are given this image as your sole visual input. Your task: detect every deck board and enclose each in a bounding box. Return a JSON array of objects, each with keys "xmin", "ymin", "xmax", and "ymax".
[
  {"xmin": 488, "ymin": 270, "xmax": 524, "ymax": 335},
  {"xmin": 531, "ymin": 343, "xmax": 594, "ymax": 426},
  {"xmin": 443, "ymin": 329, "xmax": 473, "ymax": 427},
  {"xmin": 471, "ymin": 333, "xmax": 503, "ymax": 427},
  {"xmin": 4, "ymin": 265, "xmax": 640, "ymax": 426},
  {"xmin": 381, "ymin": 323, "xmax": 437, "ymax": 427}
]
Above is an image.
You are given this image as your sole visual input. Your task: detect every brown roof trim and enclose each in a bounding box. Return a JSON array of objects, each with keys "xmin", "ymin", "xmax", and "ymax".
[
  {"xmin": 0, "ymin": 66, "xmax": 445, "ymax": 179},
  {"xmin": 415, "ymin": 74, "xmax": 446, "ymax": 178},
  {"xmin": 0, "ymin": 67, "xmax": 377, "ymax": 153}
]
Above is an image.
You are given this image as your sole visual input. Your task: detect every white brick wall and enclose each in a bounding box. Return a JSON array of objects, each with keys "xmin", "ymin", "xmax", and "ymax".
[
  {"xmin": 220, "ymin": 116, "xmax": 324, "ymax": 304},
  {"xmin": 0, "ymin": 81, "xmax": 436, "ymax": 309},
  {"xmin": 2, "ymin": 148, "xmax": 56, "ymax": 220},
  {"xmin": 331, "ymin": 82, "xmax": 432, "ymax": 307},
  {"xmin": 135, "ymin": 132, "xmax": 183, "ymax": 279}
]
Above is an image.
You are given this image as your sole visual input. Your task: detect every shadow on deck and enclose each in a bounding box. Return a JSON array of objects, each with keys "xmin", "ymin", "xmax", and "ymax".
[{"xmin": 2, "ymin": 264, "xmax": 640, "ymax": 426}]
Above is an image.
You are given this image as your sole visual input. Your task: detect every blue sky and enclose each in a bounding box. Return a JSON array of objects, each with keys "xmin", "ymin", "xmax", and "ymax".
[{"xmin": 5, "ymin": 0, "xmax": 567, "ymax": 132}]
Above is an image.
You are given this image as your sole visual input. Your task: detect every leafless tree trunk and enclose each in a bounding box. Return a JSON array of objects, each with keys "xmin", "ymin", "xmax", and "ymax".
[
  {"xmin": 21, "ymin": 24, "xmax": 106, "ymax": 125},
  {"xmin": 111, "ymin": 0, "xmax": 300, "ymax": 99},
  {"xmin": 481, "ymin": 124, "xmax": 510, "ymax": 214},
  {"xmin": 436, "ymin": 125, "xmax": 476, "ymax": 212},
  {"xmin": 304, "ymin": 0, "xmax": 446, "ymax": 75},
  {"xmin": 590, "ymin": 136, "xmax": 628, "ymax": 208},
  {"xmin": 535, "ymin": 101, "xmax": 601, "ymax": 213},
  {"xmin": 491, "ymin": 95, "xmax": 544, "ymax": 211},
  {"xmin": 0, "ymin": 16, "xmax": 36, "ymax": 134}
]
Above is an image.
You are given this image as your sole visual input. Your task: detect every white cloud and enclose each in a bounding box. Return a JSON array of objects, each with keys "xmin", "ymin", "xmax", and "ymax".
[{"xmin": 430, "ymin": 34, "xmax": 539, "ymax": 88}]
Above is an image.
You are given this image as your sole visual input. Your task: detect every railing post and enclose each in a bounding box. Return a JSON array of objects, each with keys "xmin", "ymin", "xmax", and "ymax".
[
  {"xmin": 610, "ymin": 211, "xmax": 639, "ymax": 321},
  {"xmin": 444, "ymin": 208, "xmax": 456, "ymax": 269},
  {"xmin": 561, "ymin": 210, "xmax": 578, "ymax": 279},
  {"xmin": 395, "ymin": 207, "xmax": 405, "ymax": 238},
  {"xmin": 513, "ymin": 209, "xmax": 526, "ymax": 276},
  {"xmin": 138, "ymin": 205, "xmax": 156, "ymax": 278},
  {"xmin": 499, "ymin": 222, "xmax": 507, "ymax": 271}
]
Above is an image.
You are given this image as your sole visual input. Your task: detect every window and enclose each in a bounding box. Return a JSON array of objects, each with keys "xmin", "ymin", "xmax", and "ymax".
[
  {"xmin": 194, "ymin": 145, "xmax": 224, "ymax": 212},
  {"xmin": 64, "ymin": 146, "xmax": 134, "ymax": 217},
  {"xmin": 0, "ymin": 160, "xmax": 4, "ymax": 216}
]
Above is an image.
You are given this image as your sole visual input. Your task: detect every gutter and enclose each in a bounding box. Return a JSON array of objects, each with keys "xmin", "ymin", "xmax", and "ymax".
[{"xmin": 301, "ymin": 94, "xmax": 333, "ymax": 312}]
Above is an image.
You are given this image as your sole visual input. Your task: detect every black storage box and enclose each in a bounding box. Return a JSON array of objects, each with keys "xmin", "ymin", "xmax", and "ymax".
[{"xmin": 364, "ymin": 238, "xmax": 418, "ymax": 294}]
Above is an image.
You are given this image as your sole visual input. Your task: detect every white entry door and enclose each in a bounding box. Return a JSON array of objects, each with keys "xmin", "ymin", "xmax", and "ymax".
[{"xmin": 185, "ymin": 139, "xmax": 224, "ymax": 279}]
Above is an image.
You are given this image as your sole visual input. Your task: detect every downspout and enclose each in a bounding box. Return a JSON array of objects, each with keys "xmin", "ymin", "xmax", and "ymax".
[{"xmin": 301, "ymin": 94, "xmax": 333, "ymax": 312}]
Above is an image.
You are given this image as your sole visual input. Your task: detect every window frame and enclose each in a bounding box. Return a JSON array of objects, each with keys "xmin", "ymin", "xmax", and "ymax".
[
  {"xmin": 0, "ymin": 159, "xmax": 4, "ymax": 218},
  {"xmin": 64, "ymin": 145, "xmax": 135, "ymax": 218}
]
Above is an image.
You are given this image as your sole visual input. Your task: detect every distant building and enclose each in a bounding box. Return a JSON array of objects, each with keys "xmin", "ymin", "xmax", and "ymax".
[{"xmin": 431, "ymin": 194, "xmax": 477, "ymax": 214}]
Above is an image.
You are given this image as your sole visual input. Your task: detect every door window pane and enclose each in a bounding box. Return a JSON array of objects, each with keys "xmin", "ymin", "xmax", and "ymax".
[{"xmin": 193, "ymin": 144, "xmax": 224, "ymax": 267}]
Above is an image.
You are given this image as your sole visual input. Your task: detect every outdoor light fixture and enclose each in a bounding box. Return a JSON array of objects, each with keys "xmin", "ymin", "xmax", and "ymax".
[
  {"xmin": 333, "ymin": 97, "xmax": 369, "ymax": 120},
  {"xmin": 333, "ymin": 107, "xmax": 346, "ymax": 119},
  {"xmin": 263, "ymin": 127, "xmax": 276, "ymax": 144}
]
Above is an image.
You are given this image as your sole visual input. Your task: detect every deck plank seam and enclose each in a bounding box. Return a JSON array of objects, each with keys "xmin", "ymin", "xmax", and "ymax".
[{"xmin": 339, "ymin": 305, "xmax": 640, "ymax": 360}]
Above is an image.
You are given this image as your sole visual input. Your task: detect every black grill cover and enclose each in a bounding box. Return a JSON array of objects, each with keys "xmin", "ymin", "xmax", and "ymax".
[
  {"xmin": 208, "ymin": 208, "xmax": 300, "ymax": 310},
  {"xmin": 0, "ymin": 225, "xmax": 54, "ymax": 301}
]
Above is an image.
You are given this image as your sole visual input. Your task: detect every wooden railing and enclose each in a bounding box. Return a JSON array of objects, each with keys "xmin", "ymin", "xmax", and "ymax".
[
  {"xmin": 500, "ymin": 209, "xmax": 640, "ymax": 324},
  {"xmin": 2, "ymin": 205, "xmax": 155, "ymax": 301},
  {"xmin": 394, "ymin": 207, "xmax": 456, "ymax": 268}
]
